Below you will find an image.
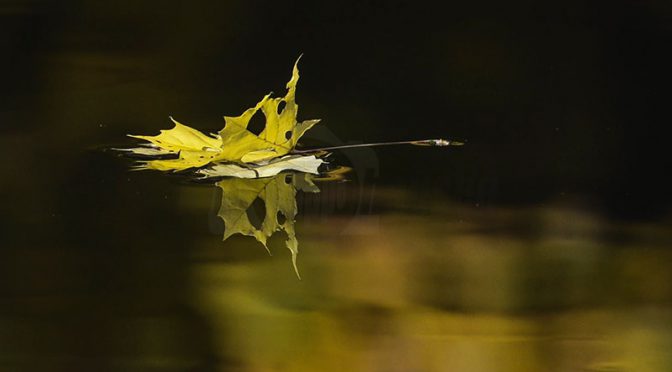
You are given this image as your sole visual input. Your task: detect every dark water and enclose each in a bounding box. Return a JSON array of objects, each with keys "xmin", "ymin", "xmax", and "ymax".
[{"xmin": 2, "ymin": 1, "xmax": 672, "ymax": 371}]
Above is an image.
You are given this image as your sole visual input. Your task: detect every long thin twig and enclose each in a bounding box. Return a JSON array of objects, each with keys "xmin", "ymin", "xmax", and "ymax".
[{"xmin": 291, "ymin": 138, "xmax": 464, "ymax": 154}]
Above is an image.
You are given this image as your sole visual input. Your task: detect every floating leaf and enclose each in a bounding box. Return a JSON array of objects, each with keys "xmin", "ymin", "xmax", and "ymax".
[
  {"xmin": 124, "ymin": 117, "xmax": 224, "ymax": 170},
  {"xmin": 217, "ymin": 57, "xmax": 320, "ymax": 163},
  {"xmin": 125, "ymin": 57, "xmax": 320, "ymax": 171}
]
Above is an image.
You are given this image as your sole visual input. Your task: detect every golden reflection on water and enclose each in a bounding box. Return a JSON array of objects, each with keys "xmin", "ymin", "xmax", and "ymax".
[
  {"xmin": 1, "ymin": 178, "xmax": 671, "ymax": 371},
  {"xmin": 185, "ymin": 186, "xmax": 672, "ymax": 372},
  {"xmin": 215, "ymin": 173, "xmax": 320, "ymax": 278}
]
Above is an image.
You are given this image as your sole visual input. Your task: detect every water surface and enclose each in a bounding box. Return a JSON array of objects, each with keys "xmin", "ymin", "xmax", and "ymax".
[{"xmin": 2, "ymin": 2, "xmax": 671, "ymax": 371}]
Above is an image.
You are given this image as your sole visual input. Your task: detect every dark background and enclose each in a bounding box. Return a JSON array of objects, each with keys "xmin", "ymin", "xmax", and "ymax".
[
  {"xmin": 2, "ymin": 2, "xmax": 672, "ymax": 370},
  {"xmin": 2, "ymin": 0, "xmax": 671, "ymax": 220}
]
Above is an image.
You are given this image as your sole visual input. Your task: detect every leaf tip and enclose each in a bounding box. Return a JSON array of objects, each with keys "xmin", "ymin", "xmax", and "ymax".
[
  {"xmin": 292, "ymin": 255, "xmax": 301, "ymax": 280},
  {"xmin": 168, "ymin": 116, "xmax": 182, "ymax": 127}
]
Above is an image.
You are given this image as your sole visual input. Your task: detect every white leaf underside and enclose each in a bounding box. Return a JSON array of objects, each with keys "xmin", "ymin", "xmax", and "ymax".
[{"xmin": 196, "ymin": 155, "xmax": 324, "ymax": 179}]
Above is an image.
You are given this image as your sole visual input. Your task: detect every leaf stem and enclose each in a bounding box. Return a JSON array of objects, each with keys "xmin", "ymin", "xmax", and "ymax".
[{"xmin": 291, "ymin": 139, "xmax": 464, "ymax": 154}]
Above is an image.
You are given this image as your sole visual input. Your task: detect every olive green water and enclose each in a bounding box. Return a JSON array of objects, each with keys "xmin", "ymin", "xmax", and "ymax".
[
  {"xmin": 2, "ymin": 168, "xmax": 672, "ymax": 371},
  {"xmin": 2, "ymin": 2, "xmax": 672, "ymax": 371}
]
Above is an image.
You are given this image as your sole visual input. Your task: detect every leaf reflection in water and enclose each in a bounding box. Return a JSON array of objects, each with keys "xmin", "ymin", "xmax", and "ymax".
[{"xmin": 215, "ymin": 170, "xmax": 344, "ymax": 279}]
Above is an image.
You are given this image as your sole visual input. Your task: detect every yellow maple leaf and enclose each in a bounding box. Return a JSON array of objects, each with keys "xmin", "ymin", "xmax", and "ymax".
[
  {"xmin": 127, "ymin": 117, "xmax": 224, "ymax": 170},
  {"xmin": 127, "ymin": 56, "xmax": 320, "ymax": 170}
]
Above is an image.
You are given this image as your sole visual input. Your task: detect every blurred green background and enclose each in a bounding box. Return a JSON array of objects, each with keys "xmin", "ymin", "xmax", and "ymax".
[{"xmin": 1, "ymin": 1, "xmax": 671, "ymax": 371}]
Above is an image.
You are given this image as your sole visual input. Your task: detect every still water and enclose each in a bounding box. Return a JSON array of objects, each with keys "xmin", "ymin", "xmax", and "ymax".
[
  {"xmin": 2, "ymin": 151, "xmax": 672, "ymax": 371},
  {"xmin": 2, "ymin": 2, "xmax": 672, "ymax": 371}
]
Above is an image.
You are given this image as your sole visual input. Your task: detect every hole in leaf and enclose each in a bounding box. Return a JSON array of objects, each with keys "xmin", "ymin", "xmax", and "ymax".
[
  {"xmin": 277, "ymin": 100, "xmax": 286, "ymax": 115},
  {"xmin": 285, "ymin": 131, "xmax": 292, "ymax": 140},
  {"xmin": 246, "ymin": 197, "xmax": 266, "ymax": 230},
  {"xmin": 247, "ymin": 109, "xmax": 266, "ymax": 136},
  {"xmin": 277, "ymin": 211, "xmax": 286, "ymax": 225}
]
